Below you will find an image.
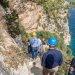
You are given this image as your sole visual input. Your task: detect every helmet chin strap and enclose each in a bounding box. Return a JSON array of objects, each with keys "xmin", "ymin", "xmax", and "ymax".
[
  {"xmin": 49, "ymin": 48, "xmax": 55, "ymax": 49},
  {"xmin": 49, "ymin": 45, "xmax": 56, "ymax": 49}
]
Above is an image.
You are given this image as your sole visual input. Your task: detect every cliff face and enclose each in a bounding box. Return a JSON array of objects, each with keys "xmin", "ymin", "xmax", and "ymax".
[
  {"xmin": 9, "ymin": 0, "xmax": 48, "ymax": 32},
  {"xmin": 8, "ymin": 0, "xmax": 70, "ymax": 45},
  {"xmin": 0, "ymin": 0, "xmax": 72, "ymax": 75},
  {"xmin": 0, "ymin": 5, "xmax": 29, "ymax": 75}
]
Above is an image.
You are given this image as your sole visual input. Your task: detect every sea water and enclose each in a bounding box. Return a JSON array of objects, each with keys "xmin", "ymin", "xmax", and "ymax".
[{"xmin": 68, "ymin": 9, "xmax": 75, "ymax": 55}]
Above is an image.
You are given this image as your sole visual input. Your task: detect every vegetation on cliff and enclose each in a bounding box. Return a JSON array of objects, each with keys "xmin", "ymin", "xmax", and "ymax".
[
  {"xmin": 32, "ymin": 0, "xmax": 67, "ymax": 30},
  {"xmin": 0, "ymin": 0, "xmax": 73, "ymax": 75}
]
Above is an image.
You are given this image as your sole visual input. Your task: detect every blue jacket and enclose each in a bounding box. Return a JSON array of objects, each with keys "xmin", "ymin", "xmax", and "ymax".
[
  {"xmin": 30, "ymin": 37, "xmax": 38, "ymax": 47},
  {"xmin": 41, "ymin": 49, "xmax": 63, "ymax": 69}
]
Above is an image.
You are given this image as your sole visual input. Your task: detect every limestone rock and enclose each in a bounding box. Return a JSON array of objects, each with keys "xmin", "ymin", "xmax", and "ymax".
[
  {"xmin": 0, "ymin": 23, "xmax": 29, "ymax": 75},
  {"xmin": 8, "ymin": 0, "xmax": 71, "ymax": 44}
]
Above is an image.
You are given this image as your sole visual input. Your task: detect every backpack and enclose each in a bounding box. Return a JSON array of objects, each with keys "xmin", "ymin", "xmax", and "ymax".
[{"xmin": 41, "ymin": 51, "xmax": 54, "ymax": 68}]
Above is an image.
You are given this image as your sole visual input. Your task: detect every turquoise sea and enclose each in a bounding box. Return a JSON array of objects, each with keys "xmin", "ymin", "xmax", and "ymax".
[
  {"xmin": 67, "ymin": 0, "xmax": 75, "ymax": 55},
  {"xmin": 68, "ymin": 9, "xmax": 75, "ymax": 56}
]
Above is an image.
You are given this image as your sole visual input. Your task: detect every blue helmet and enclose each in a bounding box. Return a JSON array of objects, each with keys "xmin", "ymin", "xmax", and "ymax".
[{"xmin": 48, "ymin": 37, "xmax": 58, "ymax": 46}]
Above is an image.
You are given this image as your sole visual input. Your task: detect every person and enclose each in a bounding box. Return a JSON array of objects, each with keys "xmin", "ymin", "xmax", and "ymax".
[
  {"xmin": 29, "ymin": 32, "xmax": 41, "ymax": 60},
  {"xmin": 68, "ymin": 57, "xmax": 75, "ymax": 75},
  {"xmin": 27, "ymin": 39, "xmax": 32, "ymax": 53},
  {"xmin": 42, "ymin": 38, "xmax": 45, "ymax": 45},
  {"xmin": 41, "ymin": 37, "xmax": 63, "ymax": 75},
  {"xmin": 42, "ymin": 38, "xmax": 48, "ymax": 53},
  {"xmin": 37, "ymin": 37, "xmax": 42, "ymax": 55}
]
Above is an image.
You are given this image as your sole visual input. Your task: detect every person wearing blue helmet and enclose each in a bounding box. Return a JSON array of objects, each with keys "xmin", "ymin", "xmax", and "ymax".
[{"xmin": 41, "ymin": 37, "xmax": 63, "ymax": 75}]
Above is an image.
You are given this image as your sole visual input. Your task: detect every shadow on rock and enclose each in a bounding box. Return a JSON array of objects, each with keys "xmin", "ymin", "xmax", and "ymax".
[{"xmin": 31, "ymin": 63, "xmax": 42, "ymax": 75}]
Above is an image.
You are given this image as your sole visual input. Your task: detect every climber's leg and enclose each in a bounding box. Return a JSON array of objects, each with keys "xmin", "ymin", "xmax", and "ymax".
[{"xmin": 42, "ymin": 68, "xmax": 49, "ymax": 75}]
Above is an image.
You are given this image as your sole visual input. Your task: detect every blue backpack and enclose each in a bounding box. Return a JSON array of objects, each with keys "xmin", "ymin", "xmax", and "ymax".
[{"xmin": 41, "ymin": 51, "xmax": 54, "ymax": 68}]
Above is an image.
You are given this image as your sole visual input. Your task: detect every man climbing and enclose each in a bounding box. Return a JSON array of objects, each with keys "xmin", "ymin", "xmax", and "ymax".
[
  {"xmin": 68, "ymin": 57, "xmax": 75, "ymax": 75},
  {"xmin": 29, "ymin": 32, "xmax": 41, "ymax": 60},
  {"xmin": 41, "ymin": 37, "xmax": 63, "ymax": 75}
]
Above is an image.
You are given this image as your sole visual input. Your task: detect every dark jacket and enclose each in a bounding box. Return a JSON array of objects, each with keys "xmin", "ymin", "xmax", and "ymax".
[
  {"xmin": 68, "ymin": 57, "xmax": 75, "ymax": 75},
  {"xmin": 41, "ymin": 49, "xmax": 63, "ymax": 69},
  {"xmin": 71, "ymin": 57, "xmax": 75, "ymax": 69}
]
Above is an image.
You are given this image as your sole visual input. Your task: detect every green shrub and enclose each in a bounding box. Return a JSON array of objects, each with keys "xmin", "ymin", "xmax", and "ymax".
[
  {"xmin": 5, "ymin": 10, "xmax": 21, "ymax": 37},
  {"xmin": 36, "ymin": 31, "xmax": 57, "ymax": 40},
  {"xmin": 70, "ymin": 1, "xmax": 75, "ymax": 6},
  {"xmin": 0, "ymin": 0, "xmax": 9, "ymax": 9},
  {"xmin": 32, "ymin": 0, "xmax": 43, "ymax": 5}
]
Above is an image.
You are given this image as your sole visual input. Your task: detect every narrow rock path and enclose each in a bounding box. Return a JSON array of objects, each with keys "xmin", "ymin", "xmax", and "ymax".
[{"xmin": 26, "ymin": 54, "xmax": 43, "ymax": 75}]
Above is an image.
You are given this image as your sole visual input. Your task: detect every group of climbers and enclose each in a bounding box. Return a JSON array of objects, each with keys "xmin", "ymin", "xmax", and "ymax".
[{"xmin": 27, "ymin": 31, "xmax": 75, "ymax": 75}]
